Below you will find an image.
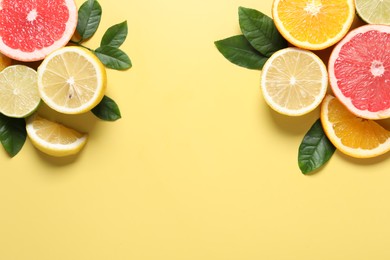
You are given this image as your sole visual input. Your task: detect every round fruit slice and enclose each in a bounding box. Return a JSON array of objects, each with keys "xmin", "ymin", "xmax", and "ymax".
[
  {"xmin": 321, "ymin": 95, "xmax": 390, "ymax": 158},
  {"xmin": 260, "ymin": 47, "xmax": 328, "ymax": 116},
  {"xmin": 0, "ymin": 0, "xmax": 78, "ymax": 62},
  {"xmin": 37, "ymin": 46, "xmax": 107, "ymax": 114},
  {"xmin": 272, "ymin": 0, "xmax": 355, "ymax": 50},
  {"xmin": 26, "ymin": 114, "xmax": 88, "ymax": 157},
  {"xmin": 355, "ymin": 0, "xmax": 390, "ymax": 25},
  {"xmin": 328, "ymin": 24, "xmax": 390, "ymax": 120},
  {"xmin": 0, "ymin": 65, "xmax": 41, "ymax": 118}
]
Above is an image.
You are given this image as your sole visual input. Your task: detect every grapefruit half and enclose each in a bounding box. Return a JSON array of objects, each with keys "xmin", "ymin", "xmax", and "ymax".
[
  {"xmin": 0, "ymin": 0, "xmax": 78, "ymax": 62},
  {"xmin": 328, "ymin": 24, "xmax": 390, "ymax": 120}
]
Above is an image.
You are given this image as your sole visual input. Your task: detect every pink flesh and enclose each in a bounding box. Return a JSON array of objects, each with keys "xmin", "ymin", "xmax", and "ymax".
[
  {"xmin": 334, "ymin": 30, "xmax": 390, "ymax": 112},
  {"xmin": 0, "ymin": 0, "xmax": 70, "ymax": 52}
]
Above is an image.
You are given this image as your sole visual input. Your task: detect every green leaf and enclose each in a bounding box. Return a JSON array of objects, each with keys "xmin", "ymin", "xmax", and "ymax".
[
  {"xmin": 101, "ymin": 21, "xmax": 128, "ymax": 48},
  {"xmin": 92, "ymin": 95, "xmax": 121, "ymax": 121},
  {"xmin": 238, "ymin": 6, "xmax": 287, "ymax": 57},
  {"xmin": 94, "ymin": 46, "xmax": 132, "ymax": 70},
  {"xmin": 0, "ymin": 114, "xmax": 27, "ymax": 157},
  {"xmin": 214, "ymin": 35, "xmax": 268, "ymax": 70},
  {"xmin": 298, "ymin": 119, "xmax": 336, "ymax": 174},
  {"xmin": 77, "ymin": 0, "xmax": 102, "ymax": 41}
]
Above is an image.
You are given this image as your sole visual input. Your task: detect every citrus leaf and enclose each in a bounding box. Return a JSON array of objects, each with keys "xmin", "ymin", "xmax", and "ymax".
[
  {"xmin": 77, "ymin": 0, "xmax": 102, "ymax": 41},
  {"xmin": 94, "ymin": 46, "xmax": 132, "ymax": 70},
  {"xmin": 92, "ymin": 95, "xmax": 121, "ymax": 121},
  {"xmin": 0, "ymin": 114, "xmax": 27, "ymax": 157},
  {"xmin": 101, "ymin": 21, "xmax": 128, "ymax": 48},
  {"xmin": 298, "ymin": 119, "xmax": 336, "ymax": 174},
  {"xmin": 238, "ymin": 6, "xmax": 287, "ymax": 57},
  {"xmin": 214, "ymin": 35, "xmax": 268, "ymax": 70}
]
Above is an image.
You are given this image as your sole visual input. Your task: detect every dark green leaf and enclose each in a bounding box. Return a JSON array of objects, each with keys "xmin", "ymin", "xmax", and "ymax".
[
  {"xmin": 214, "ymin": 35, "xmax": 268, "ymax": 70},
  {"xmin": 92, "ymin": 95, "xmax": 121, "ymax": 121},
  {"xmin": 94, "ymin": 46, "xmax": 132, "ymax": 70},
  {"xmin": 101, "ymin": 21, "xmax": 128, "ymax": 48},
  {"xmin": 77, "ymin": 0, "xmax": 102, "ymax": 41},
  {"xmin": 0, "ymin": 114, "xmax": 27, "ymax": 157},
  {"xmin": 238, "ymin": 6, "xmax": 287, "ymax": 57},
  {"xmin": 298, "ymin": 119, "xmax": 336, "ymax": 174}
]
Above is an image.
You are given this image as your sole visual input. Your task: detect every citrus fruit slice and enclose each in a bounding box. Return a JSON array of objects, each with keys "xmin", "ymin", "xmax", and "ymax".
[
  {"xmin": 272, "ymin": 0, "xmax": 355, "ymax": 50},
  {"xmin": 37, "ymin": 46, "xmax": 107, "ymax": 114},
  {"xmin": 260, "ymin": 47, "xmax": 328, "ymax": 116},
  {"xmin": 355, "ymin": 0, "xmax": 390, "ymax": 25},
  {"xmin": 0, "ymin": 52, "xmax": 12, "ymax": 71},
  {"xmin": 321, "ymin": 95, "xmax": 390, "ymax": 158},
  {"xmin": 26, "ymin": 114, "xmax": 88, "ymax": 157},
  {"xmin": 0, "ymin": 0, "xmax": 78, "ymax": 62},
  {"xmin": 0, "ymin": 65, "xmax": 41, "ymax": 118},
  {"xmin": 328, "ymin": 24, "xmax": 390, "ymax": 120}
]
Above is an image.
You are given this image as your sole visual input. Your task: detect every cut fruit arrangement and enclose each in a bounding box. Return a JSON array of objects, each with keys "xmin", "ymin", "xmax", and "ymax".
[
  {"xmin": 0, "ymin": 0, "xmax": 132, "ymax": 158},
  {"xmin": 215, "ymin": 0, "xmax": 390, "ymax": 174}
]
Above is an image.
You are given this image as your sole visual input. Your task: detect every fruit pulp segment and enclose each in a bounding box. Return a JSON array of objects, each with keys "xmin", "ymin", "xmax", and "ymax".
[
  {"xmin": 276, "ymin": 0, "xmax": 351, "ymax": 44},
  {"xmin": 264, "ymin": 52, "xmax": 324, "ymax": 110},
  {"xmin": 41, "ymin": 53, "xmax": 98, "ymax": 109},
  {"xmin": 328, "ymin": 98, "xmax": 390, "ymax": 149},
  {"xmin": 0, "ymin": 0, "xmax": 70, "ymax": 52},
  {"xmin": 334, "ymin": 30, "xmax": 390, "ymax": 112},
  {"xmin": 33, "ymin": 117, "xmax": 83, "ymax": 145},
  {"xmin": 356, "ymin": 0, "xmax": 390, "ymax": 25}
]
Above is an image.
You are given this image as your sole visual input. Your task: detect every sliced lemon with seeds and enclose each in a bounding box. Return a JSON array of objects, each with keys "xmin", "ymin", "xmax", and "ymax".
[
  {"xmin": 0, "ymin": 65, "xmax": 41, "ymax": 118},
  {"xmin": 26, "ymin": 114, "xmax": 88, "ymax": 157},
  {"xmin": 37, "ymin": 46, "xmax": 107, "ymax": 114}
]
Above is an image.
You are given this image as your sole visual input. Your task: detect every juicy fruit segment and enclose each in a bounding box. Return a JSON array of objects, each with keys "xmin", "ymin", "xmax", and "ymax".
[
  {"xmin": 37, "ymin": 46, "xmax": 107, "ymax": 114},
  {"xmin": 328, "ymin": 24, "xmax": 390, "ymax": 119},
  {"xmin": 0, "ymin": 65, "xmax": 41, "ymax": 118},
  {"xmin": 26, "ymin": 114, "xmax": 88, "ymax": 157},
  {"xmin": 0, "ymin": 0, "xmax": 78, "ymax": 62},
  {"xmin": 260, "ymin": 47, "xmax": 328, "ymax": 116},
  {"xmin": 321, "ymin": 95, "xmax": 390, "ymax": 158},
  {"xmin": 355, "ymin": 0, "xmax": 390, "ymax": 25},
  {"xmin": 272, "ymin": 0, "xmax": 355, "ymax": 50}
]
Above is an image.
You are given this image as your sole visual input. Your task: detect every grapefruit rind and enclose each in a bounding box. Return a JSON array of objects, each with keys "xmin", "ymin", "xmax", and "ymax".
[
  {"xmin": 272, "ymin": 0, "xmax": 355, "ymax": 50},
  {"xmin": 320, "ymin": 95, "xmax": 390, "ymax": 158},
  {"xmin": 0, "ymin": 0, "xmax": 78, "ymax": 62},
  {"xmin": 328, "ymin": 24, "xmax": 390, "ymax": 120}
]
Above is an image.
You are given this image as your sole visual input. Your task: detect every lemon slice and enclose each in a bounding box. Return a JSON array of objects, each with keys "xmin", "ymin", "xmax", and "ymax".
[
  {"xmin": 260, "ymin": 47, "xmax": 328, "ymax": 116},
  {"xmin": 37, "ymin": 46, "xmax": 107, "ymax": 114},
  {"xmin": 0, "ymin": 65, "xmax": 41, "ymax": 118},
  {"xmin": 321, "ymin": 95, "xmax": 390, "ymax": 158},
  {"xmin": 26, "ymin": 114, "xmax": 88, "ymax": 157}
]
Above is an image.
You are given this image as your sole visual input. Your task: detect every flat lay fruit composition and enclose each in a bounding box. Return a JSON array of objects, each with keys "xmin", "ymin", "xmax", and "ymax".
[
  {"xmin": 215, "ymin": 0, "xmax": 390, "ymax": 174},
  {"xmin": 0, "ymin": 0, "xmax": 131, "ymax": 158}
]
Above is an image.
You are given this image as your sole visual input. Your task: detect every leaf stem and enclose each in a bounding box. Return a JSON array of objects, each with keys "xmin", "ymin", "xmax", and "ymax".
[{"xmin": 69, "ymin": 40, "xmax": 94, "ymax": 52}]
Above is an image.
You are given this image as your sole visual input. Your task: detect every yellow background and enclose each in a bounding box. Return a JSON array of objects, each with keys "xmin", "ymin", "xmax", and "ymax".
[{"xmin": 1, "ymin": 0, "xmax": 390, "ymax": 259}]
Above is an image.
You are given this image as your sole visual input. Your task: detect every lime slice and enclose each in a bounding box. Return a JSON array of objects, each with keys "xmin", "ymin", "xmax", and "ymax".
[
  {"xmin": 0, "ymin": 65, "xmax": 41, "ymax": 118},
  {"xmin": 355, "ymin": 0, "xmax": 390, "ymax": 25}
]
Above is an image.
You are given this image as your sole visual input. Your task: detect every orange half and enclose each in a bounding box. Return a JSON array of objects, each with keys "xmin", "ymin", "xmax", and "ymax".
[{"xmin": 272, "ymin": 0, "xmax": 355, "ymax": 50}]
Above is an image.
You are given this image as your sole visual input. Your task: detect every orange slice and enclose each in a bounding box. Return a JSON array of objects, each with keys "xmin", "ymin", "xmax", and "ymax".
[
  {"xmin": 272, "ymin": 0, "xmax": 355, "ymax": 50},
  {"xmin": 320, "ymin": 95, "xmax": 390, "ymax": 158}
]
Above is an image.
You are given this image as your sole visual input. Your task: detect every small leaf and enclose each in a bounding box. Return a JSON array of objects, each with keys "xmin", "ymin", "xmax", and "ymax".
[
  {"xmin": 101, "ymin": 21, "xmax": 128, "ymax": 48},
  {"xmin": 92, "ymin": 95, "xmax": 121, "ymax": 121},
  {"xmin": 0, "ymin": 114, "xmax": 27, "ymax": 157},
  {"xmin": 214, "ymin": 35, "xmax": 268, "ymax": 70},
  {"xmin": 77, "ymin": 0, "xmax": 102, "ymax": 41},
  {"xmin": 94, "ymin": 46, "xmax": 132, "ymax": 70},
  {"xmin": 238, "ymin": 6, "xmax": 287, "ymax": 57},
  {"xmin": 298, "ymin": 119, "xmax": 336, "ymax": 174}
]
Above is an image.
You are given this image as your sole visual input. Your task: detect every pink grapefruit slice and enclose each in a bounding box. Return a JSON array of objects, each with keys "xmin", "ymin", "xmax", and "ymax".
[
  {"xmin": 0, "ymin": 0, "xmax": 77, "ymax": 62},
  {"xmin": 328, "ymin": 24, "xmax": 390, "ymax": 120}
]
